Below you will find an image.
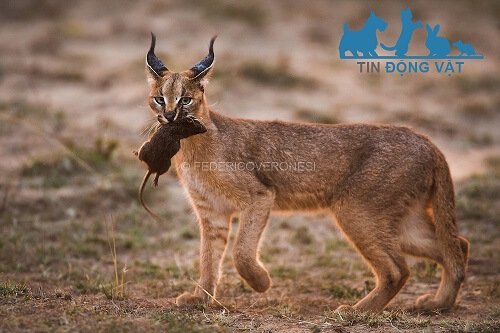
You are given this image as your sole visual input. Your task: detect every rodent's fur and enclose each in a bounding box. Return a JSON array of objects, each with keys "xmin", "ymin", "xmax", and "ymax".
[{"xmin": 137, "ymin": 115, "xmax": 206, "ymax": 222}]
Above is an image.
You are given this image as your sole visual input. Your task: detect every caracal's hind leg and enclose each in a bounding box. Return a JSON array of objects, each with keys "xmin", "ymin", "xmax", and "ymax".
[
  {"xmin": 333, "ymin": 204, "xmax": 410, "ymax": 313},
  {"xmin": 400, "ymin": 202, "xmax": 469, "ymax": 311}
]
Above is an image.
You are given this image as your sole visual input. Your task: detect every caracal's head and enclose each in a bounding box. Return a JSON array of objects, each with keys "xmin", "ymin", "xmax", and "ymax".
[{"xmin": 145, "ymin": 33, "xmax": 216, "ymax": 124}]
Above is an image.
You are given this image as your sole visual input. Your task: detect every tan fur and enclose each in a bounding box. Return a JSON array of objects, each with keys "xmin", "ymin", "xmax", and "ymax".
[{"xmin": 145, "ymin": 38, "xmax": 469, "ymax": 312}]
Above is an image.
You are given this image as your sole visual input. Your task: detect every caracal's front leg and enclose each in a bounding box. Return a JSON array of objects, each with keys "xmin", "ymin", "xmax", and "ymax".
[
  {"xmin": 176, "ymin": 209, "xmax": 231, "ymax": 307},
  {"xmin": 233, "ymin": 189, "xmax": 275, "ymax": 292}
]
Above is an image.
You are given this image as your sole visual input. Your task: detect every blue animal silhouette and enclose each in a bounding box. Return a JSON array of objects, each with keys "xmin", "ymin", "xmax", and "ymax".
[
  {"xmin": 453, "ymin": 40, "xmax": 477, "ymax": 56},
  {"xmin": 425, "ymin": 24, "xmax": 451, "ymax": 57},
  {"xmin": 339, "ymin": 11, "xmax": 388, "ymax": 58},
  {"xmin": 380, "ymin": 8, "xmax": 422, "ymax": 57}
]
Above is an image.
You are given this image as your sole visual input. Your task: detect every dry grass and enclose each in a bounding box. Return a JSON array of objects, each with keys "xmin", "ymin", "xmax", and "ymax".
[
  {"xmin": 101, "ymin": 217, "xmax": 128, "ymax": 300},
  {"xmin": 326, "ymin": 309, "xmax": 498, "ymax": 332}
]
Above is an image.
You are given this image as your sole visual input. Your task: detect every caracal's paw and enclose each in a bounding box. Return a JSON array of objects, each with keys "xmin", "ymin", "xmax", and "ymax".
[
  {"xmin": 246, "ymin": 269, "xmax": 272, "ymax": 293},
  {"xmin": 175, "ymin": 292, "xmax": 205, "ymax": 307},
  {"xmin": 334, "ymin": 304, "xmax": 355, "ymax": 314},
  {"xmin": 414, "ymin": 294, "xmax": 450, "ymax": 312}
]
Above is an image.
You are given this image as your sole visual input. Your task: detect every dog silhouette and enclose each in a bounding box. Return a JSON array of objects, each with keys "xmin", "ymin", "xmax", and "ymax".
[
  {"xmin": 425, "ymin": 24, "xmax": 451, "ymax": 57},
  {"xmin": 453, "ymin": 40, "xmax": 477, "ymax": 56},
  {"xmin": 381, "ymin": 8, "xmax": 422, "ymax": 57},
  {"xmin": 339, "ymin": 11, "xmax": 388, "ymax": 58}
]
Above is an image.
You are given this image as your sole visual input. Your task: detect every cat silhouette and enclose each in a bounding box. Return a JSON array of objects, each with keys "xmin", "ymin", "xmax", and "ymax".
[
  {"xmin": 339, "ymin": 11, "xmax": 388, "ymax": 58},
  {"xmin": 425, "ymin": 24, "xmax": 451, "ymax": 57},
  {"xmin": 380, "ymin": 8, "xmax": 422, "ymax": 57},
  {"xmin": 453, "ymin": 40, "xmax": 477, "ymax": 56}
]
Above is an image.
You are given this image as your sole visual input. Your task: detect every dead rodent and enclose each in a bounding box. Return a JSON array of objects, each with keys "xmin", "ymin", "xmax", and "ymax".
[{"xmin": 136, "ymin": 115, "xmax": 207, "ymax": 221}]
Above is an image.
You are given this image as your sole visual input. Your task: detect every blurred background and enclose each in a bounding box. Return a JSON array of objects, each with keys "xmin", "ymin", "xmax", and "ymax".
[{"xmin": 0, "ymin": 1, "xmax": 498, "ymax": 332}]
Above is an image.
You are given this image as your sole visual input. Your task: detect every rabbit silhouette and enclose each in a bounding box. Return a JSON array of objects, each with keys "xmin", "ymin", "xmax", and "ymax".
[{"xmin": 425, "ymin": 24, "xmax": 451, "ymax": 57}]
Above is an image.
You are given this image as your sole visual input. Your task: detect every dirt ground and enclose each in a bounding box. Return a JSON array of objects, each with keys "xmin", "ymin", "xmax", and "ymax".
[{"xmin": 0, "ymin": 0, "xmax": 499, "ymax": 332}]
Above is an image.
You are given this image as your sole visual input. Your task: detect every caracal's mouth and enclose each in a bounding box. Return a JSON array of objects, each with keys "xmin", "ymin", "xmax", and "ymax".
[
  {"xmin": 157, "ymin": 114, "xmax": 168, "ymax": 124},
  {"xmin": 157, "ymin": 110, "xmax": 179, "ymax": 124}
]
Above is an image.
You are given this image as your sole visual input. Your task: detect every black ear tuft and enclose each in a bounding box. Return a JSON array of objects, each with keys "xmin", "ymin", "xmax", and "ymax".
[
  {"xmin": 146, "ymin": 32, "xmax": 168, "ymax": 77},
  {"xmin": 189, "ymin": 35, "xmax": 217, "ymax": 80}
]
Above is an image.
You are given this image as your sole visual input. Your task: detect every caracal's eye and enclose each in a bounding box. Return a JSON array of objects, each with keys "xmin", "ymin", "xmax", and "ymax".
[
  {"xmin": 179, "ymin": 96, "xmax": 192, "ymax": 106},
  {"xmin": 153, "ymin": 96, "xmax": 165, "ymax": 106}
]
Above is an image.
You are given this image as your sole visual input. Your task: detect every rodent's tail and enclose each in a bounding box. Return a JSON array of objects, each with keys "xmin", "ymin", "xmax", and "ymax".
[
  {"xmin": 380, "ymin": 43, "xmax": 396, "ymax": 51},
  {"xmin": 431, "ymin": 152, "xmax": 466, "ymax": 280},
  {"xmin": 139, "ymin": 171, "xmax": 162, "ymax": 223}
]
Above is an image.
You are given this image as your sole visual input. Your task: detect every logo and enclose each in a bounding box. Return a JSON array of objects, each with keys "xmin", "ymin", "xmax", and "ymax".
[{"xmin": 339, "ymin": 8, "xmax": 483, "ymax": 76}]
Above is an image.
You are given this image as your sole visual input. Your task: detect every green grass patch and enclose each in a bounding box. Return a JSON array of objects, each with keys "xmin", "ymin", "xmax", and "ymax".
[
  {"xmin": 66, "ymin": 136, "xmax": 119, "ymax": 170},
  {"xmin": 0, "ymin": 100, "xmax": 48, "ymax": 119},
  {"xmin": 165, "ymin": 262, "xmax": 183, "ymax": 279},
  {"xmin": 326, "ymin": 283, "xmax": 364, "ymax": 300},
  {"xmin": 454, "ymin": 75, "xmax": 500, "ymax": 94},
  {"xmin": 73, "ymin": 278, "xmax": 101, "ymax": 295},
  {"xmin": 271, "ymin": 265, "xmax": 298, "ymax": 280},
  {"xmin": 295, "ymin": 108, "xmax": 339, "ymax": 124},
  {"xmin": 0, "ymin": 281, "xmax": 30, "ymax": 299},
  {"xmin": 0, "ymin": 0, "xmax": 65, "ymax": 21},
  {"xmin": 120, "ymin": 223, "xmax": 146, "ymax": 250},
  {"xmin": 21, "ymin": 136, "xmax": 119, "ymax": 187},
  {"xmin": 21, "ymin": 153, "xmax": 79, "ymax": 187},
  {"xmin": 293, "ymin": 225, "xmax": 314, "ymax": 245},
  {"xmin": 137, "ymin": 261, "xmax": 165, "ymax": 279},
  {"xmin": 486, "ymin": 155, "xmax": 500, "ymax": 176},
  {"xmin": 239, "ymin": 62, "xmax": 317, "ymax": 89},
  {"xmin": 179, "ymin": 226, "xmax": 197, "ymax": 240},
  {"xmin": 29, "ymin": 65, "xmax": 85, "ymax": 82},
  {"xmin": 325, "ymin": 238, "xmax": 350, "ymax": 252},
  {"xmin": 460, "ymin": 100, "xmax": 495, "ymax": 119},
  {"xmin": 391, "ymin": 111, "xmax": 457, "ymax": 137},
  {"xmin": 456, "ymin": 173, "xmax": 500, "ymax": 222},
  {"xmin": 412, "ymin": 260, "xmax": 439, "ymax": 282},
  {"xmin": 193, "ymin": 0, "xmax": 267, "ymax": 28}
]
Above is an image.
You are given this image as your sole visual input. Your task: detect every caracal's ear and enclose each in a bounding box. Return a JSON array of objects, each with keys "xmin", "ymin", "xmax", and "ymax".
[
  {"xmin": 184, "ymin": 36, "xmax": 217, "ymax": 87},
  {"xmin": 146, "ymin": 32, "xmax": 169, "ymax": 86}
]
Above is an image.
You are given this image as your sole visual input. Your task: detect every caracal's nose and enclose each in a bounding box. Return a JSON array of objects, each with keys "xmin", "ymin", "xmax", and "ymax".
[{"xmin": 164, "ymin": 111, "xmax": 177, "ymax": 122}]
